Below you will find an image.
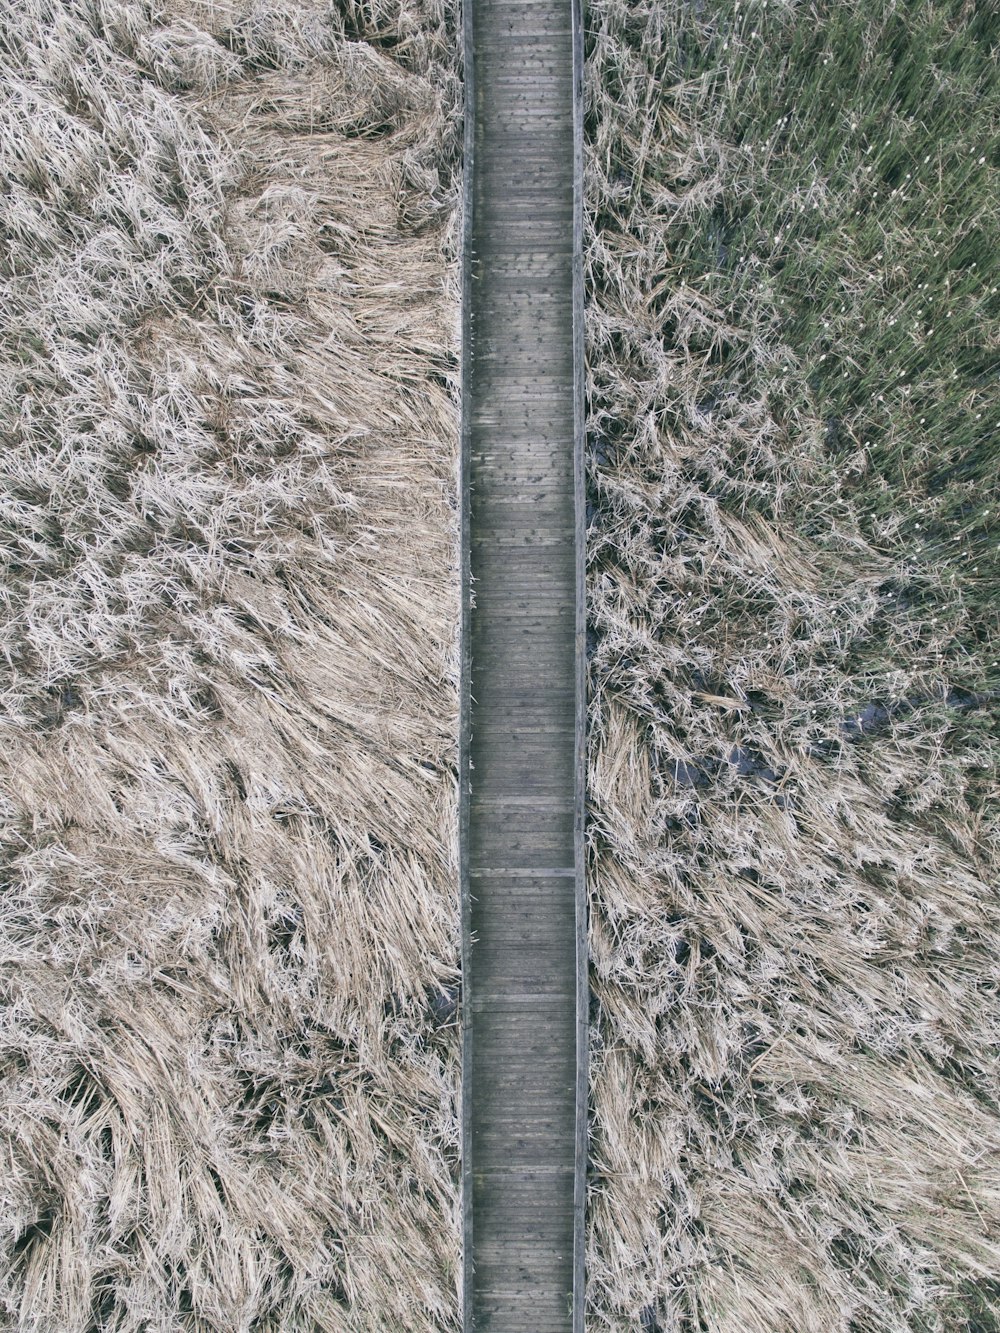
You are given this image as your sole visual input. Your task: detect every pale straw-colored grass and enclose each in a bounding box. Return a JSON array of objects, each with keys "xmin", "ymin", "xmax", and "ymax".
[{"xmin": 0, "ymin": 1, "xmax": 460, "ymax": 1328}]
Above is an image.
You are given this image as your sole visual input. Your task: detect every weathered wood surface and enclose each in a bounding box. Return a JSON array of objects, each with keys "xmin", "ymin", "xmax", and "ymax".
[{"xmin": 460, "ymin": 0, "xmax": 584, "ymax": 1329}]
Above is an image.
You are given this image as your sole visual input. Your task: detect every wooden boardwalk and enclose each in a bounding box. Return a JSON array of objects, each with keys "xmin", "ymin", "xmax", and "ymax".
[{"xmin": 459, "ymin": 1, "xmax": 585, "ymax": 1331}]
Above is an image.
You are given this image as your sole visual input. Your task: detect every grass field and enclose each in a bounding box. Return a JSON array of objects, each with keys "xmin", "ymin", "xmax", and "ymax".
[
  {"xmin": 0, "ymin": 2, "xmax": 461, "ymax": 1329},
  {"xmin": 5, "ymin": 1, "xmax": 1000, "ymax": 1329},
  {"xmin": 584, "ymin": 1, "xmax": 1000, "ymax": 1329}
]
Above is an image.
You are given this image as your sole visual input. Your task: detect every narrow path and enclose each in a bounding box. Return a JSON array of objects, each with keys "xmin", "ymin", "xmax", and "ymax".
[{"xmin": 459, "ymin": 1, "xmax": 585, "ymax": 1331}]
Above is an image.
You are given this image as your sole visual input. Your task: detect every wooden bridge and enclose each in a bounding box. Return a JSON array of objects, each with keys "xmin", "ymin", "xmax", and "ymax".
[{"xmin": 459, "ymin": 0, "xmax": 586, "ymax": 1330}]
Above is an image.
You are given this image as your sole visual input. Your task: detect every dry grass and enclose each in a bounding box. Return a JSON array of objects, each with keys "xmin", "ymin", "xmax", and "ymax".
[
  {"xmin": 0, "ymin": 1, "xmax": 461, "ymax": 1329},
  {"xmin": 584, "ymin": 3, "xmax": 1000, "ymax": 1330}
]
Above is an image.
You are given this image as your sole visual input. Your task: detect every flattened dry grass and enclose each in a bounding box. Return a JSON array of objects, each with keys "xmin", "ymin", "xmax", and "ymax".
[
  {"xmin": 584, "ymin": 2, "xmax": 1000, "ymax": 1329},
  {"xmin": 0, "ymin": 1, "xmax": 460, "ymax": 1328}
]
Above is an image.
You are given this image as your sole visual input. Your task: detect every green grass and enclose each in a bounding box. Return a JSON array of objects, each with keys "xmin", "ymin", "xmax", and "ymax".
[
  {"xmin": 715, "ymin": 1, "xmax": 996, "ymax": 651},
  {"xmin": 596, "ymin": 0, "xmax": 999, "ymax": 683}
]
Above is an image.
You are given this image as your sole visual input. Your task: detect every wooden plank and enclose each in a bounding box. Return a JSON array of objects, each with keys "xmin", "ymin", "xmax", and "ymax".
[{"xmin": 459, "ymin": 0, "xmax": 585, "ymax": 1328}]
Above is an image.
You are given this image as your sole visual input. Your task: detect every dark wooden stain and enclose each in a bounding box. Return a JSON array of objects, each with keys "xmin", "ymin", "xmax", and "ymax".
[{"xmin": 459, "ymin": 0, "xmax": 585, "ymax": 1330}]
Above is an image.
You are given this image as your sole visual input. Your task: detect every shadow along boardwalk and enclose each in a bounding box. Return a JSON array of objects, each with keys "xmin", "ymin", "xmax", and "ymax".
[{"xmin": 460, "ymin": 0, "xmax": 584, "ymax": 1330}]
